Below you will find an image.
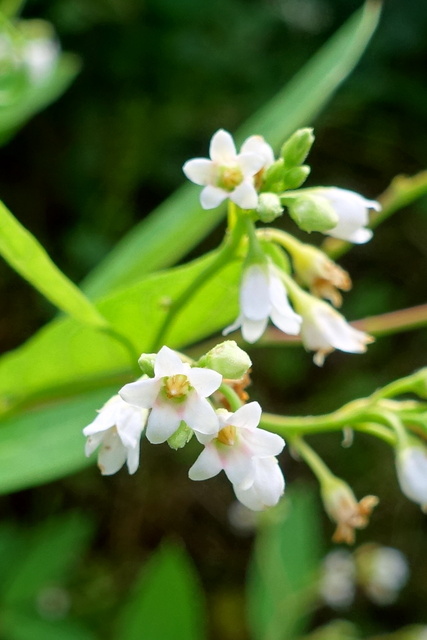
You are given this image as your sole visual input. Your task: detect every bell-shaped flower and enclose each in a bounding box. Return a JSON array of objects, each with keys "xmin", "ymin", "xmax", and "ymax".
[
  {"xmin": 119, "ymin": 346, "xmax": 222, "ymax": 445},
  {"xmin": 395, "ymin": 445, "xmax": 427, "ymax": 511},
  {"xmin": 83, "ymin": 395, "xmax": 147, "ymax": 475},
  {"xmin": 296, "ymin": 294, "xmax": 373, "ymax": 366},
  {"xmin": 322, "ymin": 477, "xmax": 379, "ymax": 545},
  {"xmin": 189, "ymin": 402, "xmax": 285, "ymax": 511},
  {"xmin": 223, "ymin": 262, "xmax": 302, "ymax": 343},
  {"xmin": 312, "ymin": 187, "xmax": 380, "ymax": 244},
  {"xmin": 183, "ymin": 129, "xmax": 265, "ymax": 210}
]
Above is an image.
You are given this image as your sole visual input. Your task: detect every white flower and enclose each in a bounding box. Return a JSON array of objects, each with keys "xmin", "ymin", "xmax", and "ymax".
[
  {"xmin": 24, "ymin": 37, "xmax": 59, "ymax": 82},
  {"xmin": 83, "ymin": 395, "xmax": 147, "ymax": 475},
  {"xmin": 355, "ymin": 544, "xmax": 409, "ymax": 606},
  {"xmin": 240, "ymin": 134, "xmax": 275, "ymax": 170},
  {"xmin": 223, "ymin": 262, "xmax": 302, "ymax": 343},
  {"xmin": 119, "ymin": 346, "xmax": 222, "ymax": 445},
  {"xmin": 298, "ymin": 297, "xmax": 374, "ymax": 366},
  {"xmin": 189, "ymin": 402, "xmax": 285, "ymax": 511},
  {"xmin": 319, "ymin": 550, "xmax": 356, "ymax": 609},
  {"xmin": 396, "ymin": 445, "xmax": 427, "ymax": 511},
  {"xmin": 313, "ymin": 187, "xmax": 380, "ymax": 244},
  {"xmin": 183, "ymin": 129, "xmax": 265, "ymax": 210}
]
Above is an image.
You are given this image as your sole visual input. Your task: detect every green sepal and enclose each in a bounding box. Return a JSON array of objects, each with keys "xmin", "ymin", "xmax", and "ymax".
[
  {"xmin": 138, "ymin": 353, "xmax": 156, "ymax": 377},
  {"xmin": 198, "ymin": 341, "xmax": 251, "ymax": 380},
  {"xmin": 282, "ymin": 165, "xmax": 311, "ymax": 190},
  {"xmin": 167, "ymin": 421, "xmax": 194, "ymax": 450},
  {"xmin": 281, "ymin": 128, "xmax": 315, "ymax": 168},
  {"xmin": 285, "ymin": 194, "xmax": 338, "ymax": 233}
]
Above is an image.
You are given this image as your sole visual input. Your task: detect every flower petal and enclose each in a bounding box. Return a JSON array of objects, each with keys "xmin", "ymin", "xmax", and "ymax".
[
  {"xmin": 146, "ymin": 402, "xmax": 182, "ymax": 444},
  {"xmin": 183, "ymin": 393, "xmax": 219, "ymax": 436},
  {"xmin": 228, "ymin": 401, "xmax": 262, "ymax": 431},
  {"xmin": 241, "ymin": 317, "xmax": 268, "ymax": 343},
  {"xmin": 237, "ymin": 152, "xmax": 265, "ymax": 177},
  {"xmin": 243, "ymin": 428, "xmax": 285, "ymax": 457},
  {"xmin": 116, "ymin": 408, "xmax": 147, "ymax": 449},
  {"xmin": 119, "ymin": 378, "xmax": 161, "ymax": 409},
  {"xmin": 200, "ymin": 185, "xmax": 227, "ymax": 209},
  {"xmin": 230, "ymin": 181, "xmax": 258, "ymax": 209},
  {"xmin": 84, "ymin": 431, "xmax": 105, "ymax": 456},
  {"xmin": 234, "ymin": 457, "xmax": 285, "ymax": 510},
  {"xmin": 187, "ymin": 367, "xmax": 222, "ymax": 397},
  {"xmin": 155, "ymin": 345, "xmax": 186, "ymax": 377},
  {"xmin": 240, "ymin": 135, "xmax": 275, "ymax": 168},
  {"xmin": 189, "ymin": 445, "xmax": 223, "ymax": 480},
  {"xmin": 223, "ymin": 448, "xmax": 255, "ymax": 488},
  {"xmin": 126, "ymin": 443, "xmax": 141, "ymax": 475},
  {"xmin": 182, "ymin": 158, "xmax": 214, "ymax": 186},
  {"xmin": 222, "ymin": 315, "xmax": 243, "ymax": 336},
  {"xmin": 97, "ymin": 430, "xmax": 128, "ymax": 475},
  {"xmin": 209, "ymin": 129, "xmax": 237, "ymax": 163},
  {"xmin": 240, "ymin": 265, "xmax": 270, "ymax": 321}
]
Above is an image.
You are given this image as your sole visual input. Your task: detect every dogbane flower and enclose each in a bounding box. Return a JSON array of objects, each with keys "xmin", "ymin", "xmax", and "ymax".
[
  {"xmin": 312, "ymin": 187, "xmax": 380, "ymax": 244},
  {"xmin": 396, "ymin": 445, "xmax": 427, "ymax": 511},
  {"xmin": 183, "ymin": 129, "xmax": 266, "ymax": 210},
  {"xmin": 83, "ymin": 395, "xmax": 147, "ymax": 475},
  {"xmin": 296, "ymin": 295, "xmax": 373, "ymax": 366},
  {"xmin": 223, "ymin": 262, "xmax": 302, "ymax": 343},
  {"xmin": 119, "ymin": 346, "xmax": 222, "ymax": 445},
  {"xmin": 189, "ymin": 402, "xmax": 285, "ymax": 511}
]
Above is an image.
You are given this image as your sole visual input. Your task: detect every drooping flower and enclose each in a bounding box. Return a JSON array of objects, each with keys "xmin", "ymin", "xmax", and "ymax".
[
  {"xmin": 296, "ymin": 295, "xmax": 373, "ymax": 366},
  {"xmin": 83, "ymin": 395, "xmax": 147, "ymax": 475},
  {"xmin": 183, "ymin": 129, "xmax": 266, "ymax": 210},
  {"xmin": 119, "ymin": 346, "xmax": 222, "ymax": 445},
  {"xmin": 322, "ymin": 477, "xmax": 379, "ymax": 545},
  {"xmin": 355, "ymin": 544, "xmax": 409, "ymax": 606},
  {"xmin": 395, "ymin": 445, "xmax": 427, "ymax": 511},
  {"xmin": 319, "ymin": 549, "xmax": 356, "ymax": 609},
  {"xmin": 312, "ymin": 187, "xmax": 380, "ymax": 244},
  {"xmin": 189, "ymin": 402, "xmax": 285, "ymax": 511},
  {"xmin": 223, "ymin": 262, "xmax": 302, "ymax": 343}
]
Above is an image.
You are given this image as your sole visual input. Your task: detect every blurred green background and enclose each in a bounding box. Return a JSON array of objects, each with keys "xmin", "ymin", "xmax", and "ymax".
[{"xmin": 0, "ymin": 0, "xmax": 426, "ymax": 638}]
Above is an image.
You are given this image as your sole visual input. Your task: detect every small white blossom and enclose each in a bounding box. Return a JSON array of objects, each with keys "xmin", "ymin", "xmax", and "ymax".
[
  {"xmin": 298, "ymin": 297, "xmax": 374, "ymax": 366},
  {"xmin": 313, "ymin": 187, "xmax": 380, "ymax": 244},
  {"xmin": 189, "ymin": 402, "xmax": 285, "ymax": 511},
  {"xmin": 24, "ymin": 37, "xmax": 59, "ymax": 82},
  {"xmin": 240, "ymin": 134, "xmax": 275, "ymax": 171},
  {"xmin": 396, "ymin": 445, "xmax": 427, "ymax": 511},
  {"xmin": 183, "ymin": 129, "xmax": 265, "ymax": 210},
  {"xmin": 356, "ymin": 544, "xmax": 409, "ymax": 606},
  {"xmin": 83, "ymin": 395, "xmax": 147, "ymax": 475},
  {"xmin": 119, "ymin": 346, "xmax": 222, "ymax": 445},
  {"xmin": 223, "ymin": 262, "xmax": 302, "ymax": 343},
  {"xmin": 319, "ymin": 550, "xmax": 356, "ymax": 609}
]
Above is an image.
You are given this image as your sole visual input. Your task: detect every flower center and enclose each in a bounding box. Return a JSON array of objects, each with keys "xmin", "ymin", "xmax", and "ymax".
[
  {"xmin": 217, "ymin": 424, "xmax": 236, "ymax": 446},
  {"xmin": 163, "ymin": 374, "xmax": 191, "ymax": 400},
  {"xmin": 216, "ymin": 165, "xmax": 244, "ymax": 191}
]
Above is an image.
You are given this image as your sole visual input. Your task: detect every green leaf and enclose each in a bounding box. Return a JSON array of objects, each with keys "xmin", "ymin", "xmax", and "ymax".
[
  {"xmin": 0, "ymin": 252, "xmax": 240, "ymax": 412},
  {"xmin": 117, "ymin": 542, "xmax": 206, "ymax": 640},
  {"xmin": 0, "ymin": 387, "xmax": 116, "ymax": 494},
  {"xmin": 1, "ymin": 611, "xmax": 95, "ymax": 640},
  {"xmin": 0, "ymin": 201, "xmax": 108, "ymax": 330},
  {"xmin": 82, "ymin": 1, "xmax": 381, "ymax": 298},
  {"xmin": 0, "ymin": 53, "xmax": 80, "ymax": 145},
  {"xmin": 247, "ymin": 486, "xmax": 322, "ymax": 640}
]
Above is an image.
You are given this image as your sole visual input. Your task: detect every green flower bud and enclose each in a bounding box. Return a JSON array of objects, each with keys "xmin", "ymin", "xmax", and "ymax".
[
  {"xmin": 261, "ymin": 158, "xmax": 284, "ymax": 192},
  {"xmin": 282, "ymin": 165, "xmax": 311, "ymax": 190},
  {"xmin": 138, "ymin": 353, "xmax": 156, "ymax": 377},
  {"xmin": 410, "ymin": 368, "xmax": 427, "ymax": 399},
  {"xmin": 167, "ymin": 421, "xmax": 193, "ymax": 450},
  {"xmin": 198, "ymin": 340, "xmax": 251, "ymax": 379},
  {"xmin": 286, "ymin": 194, "xmax": 338, "ymax": 233},
  {"xmin": 281, "ymin": 128, "xmax": 315, "ymax": 168},
  {"xmin": 256, "ymin": 193, "xmax": 284, "ymax": 223}
]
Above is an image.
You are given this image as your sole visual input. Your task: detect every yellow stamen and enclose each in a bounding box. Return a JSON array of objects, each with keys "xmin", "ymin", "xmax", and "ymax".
[
  {"xmin": 164, "ymin": 374, "xmax": 190, "ymax": 399},
  {"xmin": 217, "ymin": 424, "xmax": 236, "ymax": 446}
]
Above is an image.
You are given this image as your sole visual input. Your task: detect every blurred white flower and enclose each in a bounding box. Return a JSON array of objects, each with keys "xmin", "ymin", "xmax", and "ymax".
[
  {"xmin": 396, "ymin": 445, "xmax": 427, "ymax": 511},
  {"xmin": 313, "ymin": 187, "xmax": 380, "ymax": 244},
  {"xmin": 120, "ymin": 346, "xmax": 221, "ymax": 445},
  {"xmin": 183, "ymin": 129, "xmax": 265, "ymax": 209},
  {"xmin": 356, "ymin": 544, "xmax": 409, "ymax": 606},
  {"xmin": 189, "ymin": 402, "xmax": 285, "ymax": 510},
  {"xmin": 223, "ymin": 262, "xmax": 301, "ymax": 343},
  {"xmin": 83, "ymin": 395, "xmax": 147, "ymax": 475},
  {"xmin": 24, "ymin": 37, "xmax": 59, "ymax": 82},
  {"xmin": 319, "ymin": 549, "xmax": 356, "ymax": 609}
]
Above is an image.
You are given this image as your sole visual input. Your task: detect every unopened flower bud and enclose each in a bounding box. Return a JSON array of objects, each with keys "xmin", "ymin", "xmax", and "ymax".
[
  {"xmin": 396, "ymin": 444, "xmax": 427, "ymax": 511},
  {"xmin": 262, "ymin": 158, "xmax": 285, "ymax": 192},
  {"xmin": 282, "ymin": 165, "xmax": 311, "ymax": 190},
  {"xmin": 256, "ymin": 193, "xmax": 284, "ymax": 222},
  {"xmin": 286, "ymin": 195, "xmax": 339, "ymax": 233},
  {"xmin": 137, "ymin": 353, "xmax": 156, "ymax": 377},
  {"xmin": 167, "ymin": 421, "xmax": 194, "ymax": 450},
  {"xmin": 281, "ymin": 127, "xmax": 315, "ymax": 168},
  {"xmin": 198, "ymin": 340, "xmax": 252, "ymax": 380}
]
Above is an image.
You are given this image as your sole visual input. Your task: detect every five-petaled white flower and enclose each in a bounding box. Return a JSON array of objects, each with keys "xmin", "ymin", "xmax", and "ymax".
[
  {"xmin": 223, "ymin": 262, "xmax": 302, "ymax": 343},
  {"xmin": 119, "ymin": 346, "xmax": 222, "ymax": 445},
  {"xmin": 183, "ymin": 129, "xmax": 266, "ymax": 210},
  {"xmin": 83, "ymin": 395, "xmax": 147, "ymax": 475},
  {"xmin": 396, "ymin": 445, "xmax": 427, "ymax": 512},
  {"xmin": 312, "ymin": 187, "xmax": 380, "ymax": 244},
  {"xmin": 297, "ymin": 296, "xmax": 373, "ymax": 366},
  {"xmin": 189, "ymin": 402, "xmax": 285, "ymax": 511}
]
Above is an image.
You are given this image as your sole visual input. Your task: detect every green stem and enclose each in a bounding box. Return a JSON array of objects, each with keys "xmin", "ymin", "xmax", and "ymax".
[
  {"xmin": 100, "ymin": 327, "xmax": 141, "ymax": 376},
  {"xmin": 291, "ymin": 436, "xmax": 335, "ymax": 483},
  {"xmin": 150, "ymin": 216, "xmax": 246, "ymax": 351},
  {"xmin": 218, "ymin": 383, "xmax": 242, "ymax": 412},
  {"xmin": 257, "ymin": 227, "xmax": 304, "ymax": 254}
]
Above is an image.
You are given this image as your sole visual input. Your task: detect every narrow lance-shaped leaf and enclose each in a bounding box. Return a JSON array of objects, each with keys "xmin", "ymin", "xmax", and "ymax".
[{"xmin": 0, "ymin": 201, "xmax": 108, "ymax": 329}]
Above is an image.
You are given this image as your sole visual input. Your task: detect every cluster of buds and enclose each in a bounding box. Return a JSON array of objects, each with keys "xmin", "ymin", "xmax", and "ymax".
[
  {"xmin": 184, "ymin": 128, "xmax": 379, "ymax": 365},
  {"xmin": 83, "ymin": 342, "xmax": 285, "ymax": 512}
]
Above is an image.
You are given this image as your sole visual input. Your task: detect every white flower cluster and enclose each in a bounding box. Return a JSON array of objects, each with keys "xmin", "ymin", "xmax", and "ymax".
[{"xmin": 83, "ymin": 346, "xmax": 285, "ymax": 511}]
